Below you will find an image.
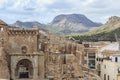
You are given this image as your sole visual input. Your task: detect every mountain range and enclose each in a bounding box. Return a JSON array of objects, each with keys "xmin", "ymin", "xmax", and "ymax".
[
  {"xmin": 11, "ymin": 14, "xmax": 102, "ymax": 35},
  {"xmin": 6, "ymin": 14, "xmax": 120, "ymax": 42},
  {"xmin": 71, "ymin": 16, "xmax": 120, "ymax": 41},
  {"xmin": 12, "ymin": 20, "xmax": 46, "ymax": 29},
  {"xmin": 47, "ymin": 14, "xmax": 102, "ymax": 34}
]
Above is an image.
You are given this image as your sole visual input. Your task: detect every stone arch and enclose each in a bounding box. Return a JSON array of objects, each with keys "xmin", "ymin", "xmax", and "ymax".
[{"xmin": 15, "ymin": 59, "xmax": 33, "ymax": 79}]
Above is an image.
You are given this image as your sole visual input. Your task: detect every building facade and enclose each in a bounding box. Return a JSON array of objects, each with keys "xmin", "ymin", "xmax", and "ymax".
[{"xmin": 96, "ymin": 42, "xmax": 120, "ymax": 80}]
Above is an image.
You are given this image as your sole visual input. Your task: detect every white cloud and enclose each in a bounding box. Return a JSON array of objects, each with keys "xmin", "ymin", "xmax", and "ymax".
[
  {"xmin": 0, "ymin": 0, "xmax": 120, "ymax": 24},
  {"xmin": 0, "ymin": 0, "xmax": 8, "ymax": 9}
]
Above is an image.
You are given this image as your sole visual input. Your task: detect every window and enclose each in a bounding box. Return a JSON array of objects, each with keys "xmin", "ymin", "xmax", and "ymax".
[
  {"xmin": 115, "ymin": 57, "xmax": 118, "ymax": 62},
  {"xmin": 118, "ymin": 67, "xmax": 120, "ymax": 73},
  {"xmin": 96, "ymin": 58, "xmax": 99, "ymax": 61},
  {"xmin": 89, "ymin": 60, "xmax": 95, "ymax": 68},
  {"xmin": 108, "ymin": 75, "xmax": 109, "ymax": 80},
  {"xmin": 98, "ymin": 71, "xmax": 101, "ymax": 76},
  {"xmin": 88, "ymin": 53, "xmax": 95, "ymax": 58},
  {"xmin": 104, "ymin": 65, "xmax": 106, "ymax": 69},
  {"xmin": 101, "ymin": 58, "xmax": 103, "ymax": 62},
  {"xmin": 21, "ymin": 46, "xmax": 27, "ymax": 54},
  {"xmin": 104, "ymin": 74, "xmax": 106, "ymax": 80},
  {"xmin": 88, "ymin": 53, "xmax": 96, "ymax": 69}
]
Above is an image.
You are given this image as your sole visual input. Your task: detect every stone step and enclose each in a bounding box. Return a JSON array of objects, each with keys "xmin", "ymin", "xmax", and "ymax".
[{"xmin": 15, "ymin": 79, "xmax": 49, "ymax": 80}]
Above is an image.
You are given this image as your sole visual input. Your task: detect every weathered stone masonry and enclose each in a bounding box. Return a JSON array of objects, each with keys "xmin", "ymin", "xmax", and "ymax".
[{"xmin": 0, "ymin": 20, "xmax": 84, "ymax": 80}]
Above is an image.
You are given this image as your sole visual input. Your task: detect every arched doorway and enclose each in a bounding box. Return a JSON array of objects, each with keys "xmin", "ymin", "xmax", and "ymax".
[{"xmin": 15, "ymin": 59, "xmax": 33, "ymax": 79}]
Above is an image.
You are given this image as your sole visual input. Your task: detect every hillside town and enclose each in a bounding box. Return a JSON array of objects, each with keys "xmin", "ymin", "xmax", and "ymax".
[{"xmin": 0, "ymin": 19, "xmax": 120, "ymax": 80}]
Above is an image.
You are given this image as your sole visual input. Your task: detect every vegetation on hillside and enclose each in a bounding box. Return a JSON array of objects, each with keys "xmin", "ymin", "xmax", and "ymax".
[{"xmin": 69, "ymin": 16, "xmax": 120, "ymax": 41}]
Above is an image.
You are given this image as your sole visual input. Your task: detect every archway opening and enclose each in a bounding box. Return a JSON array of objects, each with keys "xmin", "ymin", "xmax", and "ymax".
[{"xmin": 15, "ymin": 59, "xmax": 33, "ymax": 79}]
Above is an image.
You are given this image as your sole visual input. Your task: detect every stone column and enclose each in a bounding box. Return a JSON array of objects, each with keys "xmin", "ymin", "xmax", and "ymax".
[
  {"xmin": 33, "ymin": 56, "xmax": 39, "ymax": 79},
  {"xmin": 11, "ymin": 66, "xmax": 15, "ymax": 79},
  {"xmin": 10, "ymin": 56, "xmax": 16, "ymax": 80}
]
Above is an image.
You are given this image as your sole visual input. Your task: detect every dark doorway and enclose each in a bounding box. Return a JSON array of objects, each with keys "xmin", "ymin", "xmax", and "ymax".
[
  {"xmin": 15, "ymin": 59, "xmax": 33, "ymax": 79},
  {"xmin": 18, "ymin": 65, "xmax": 29, "ymax": 78},
  {"xmin": 19, "ymin": 72, "xmax": 29, "ymax": 78}
]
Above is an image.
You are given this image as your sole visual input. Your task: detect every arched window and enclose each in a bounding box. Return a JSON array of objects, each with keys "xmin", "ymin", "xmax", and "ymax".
[{"xmin": 21, "ymin": 46, "xmax": 27, "ymax": 54}]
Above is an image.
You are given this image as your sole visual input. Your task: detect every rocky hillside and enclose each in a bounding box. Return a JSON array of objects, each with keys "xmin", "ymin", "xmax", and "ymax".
[
  {"xmin": 71, "ymin": 16, "xmax": 120, "ymax": 41},
  {"xmin": 12, "ymin": 21, "xmax": 46, "ymax": 29},
  {"xmin": 47, "ymin": 14, "xmax": 102, "ymax": 35},
  {"xmin": 10, "ymin": 14, "xmax": 102, "ymax": 35}
]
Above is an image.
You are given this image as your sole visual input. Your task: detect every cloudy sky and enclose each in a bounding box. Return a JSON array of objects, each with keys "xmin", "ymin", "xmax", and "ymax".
[{"xmin": 0, "ymin": 0, "xmax": 120, "ymax": 24}]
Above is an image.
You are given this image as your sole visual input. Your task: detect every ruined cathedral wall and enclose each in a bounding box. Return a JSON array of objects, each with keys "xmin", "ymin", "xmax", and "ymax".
[
  {"xmin": 7, "ymin": 31, "xmax": 38, "ymax": 54},
  {"xmin": 0, "ymin": 47, "xmax": 10, "ymax": 79},
  {"xmin": 0, "ymin": 21, "xmax": 10, "ymax": 79}
]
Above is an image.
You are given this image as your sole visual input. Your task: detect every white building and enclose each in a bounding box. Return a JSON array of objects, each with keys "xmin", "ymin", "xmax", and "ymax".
[{"xmin": 96, "ymin": 42, "xmax": 120, "ymax": 80}]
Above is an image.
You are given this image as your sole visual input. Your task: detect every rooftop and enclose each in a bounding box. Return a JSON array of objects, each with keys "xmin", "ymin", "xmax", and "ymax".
[{"xmin": 100, "ymin": 42, "xmax": 119, "ymax": 52}]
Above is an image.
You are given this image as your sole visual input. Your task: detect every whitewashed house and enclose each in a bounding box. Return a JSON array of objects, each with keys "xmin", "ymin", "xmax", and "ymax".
[{"xmin": 96, "ymin": 42, "xmax": 120, "ymax": 80}]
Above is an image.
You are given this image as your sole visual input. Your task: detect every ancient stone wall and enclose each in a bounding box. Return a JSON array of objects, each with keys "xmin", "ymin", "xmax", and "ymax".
[
  {"xmin": 0, "ymin": 47, "xmax": 10, "ymax": 79},
  {"xmin": 7, "ymin": 29, "xmax": 39, "ymax": 54},
  {"xmin": 0, "ymin": 20, "xmax": 85, "ymax": 80}
]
